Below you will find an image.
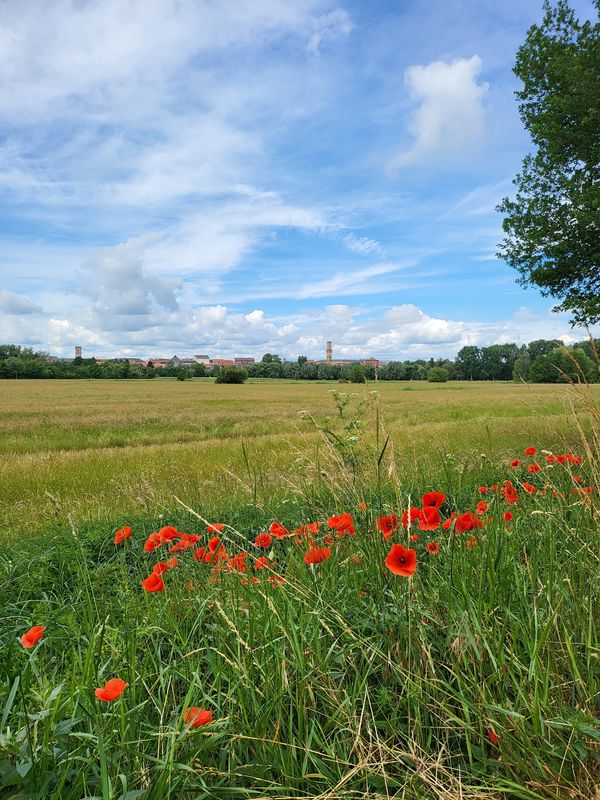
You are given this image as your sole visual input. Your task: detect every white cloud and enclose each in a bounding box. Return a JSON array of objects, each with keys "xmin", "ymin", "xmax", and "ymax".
[
  {"xmin": 307, "ymin": 9, "xmax": 353, "ymax": 54},
  {"xmin": 392, "ymin": 55, "xmax": 488, "ymax": 169},
  {"xmin": 0, "ymin": 289, "xmax": 43, "ymax": 315}
]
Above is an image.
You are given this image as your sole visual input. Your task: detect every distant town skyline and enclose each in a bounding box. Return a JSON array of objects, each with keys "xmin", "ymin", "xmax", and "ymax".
[{"xmin": 0, "ymin": 0, "xmax": 598, "ymax": 360}]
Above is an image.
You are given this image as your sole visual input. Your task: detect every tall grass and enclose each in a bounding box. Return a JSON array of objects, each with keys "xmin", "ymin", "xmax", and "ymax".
[{"xmin": 0, "ymin": 388, "xmax": 598, "ymax": 799}]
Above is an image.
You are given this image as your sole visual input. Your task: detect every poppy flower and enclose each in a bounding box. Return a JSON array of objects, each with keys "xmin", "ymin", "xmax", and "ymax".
[
  {"xmin": 254, "ymin": 532, "xmax": 272, "ymax": 549},
  {"xmin": 524, "ymin": 447, "xmax": 537, "ymax": 456},
  {"xmin": 376, "ymin": 514, "xmax": 397, "ymax": 541},
  {"xmin": 556, "ymin": 454, "xmax": 566, "ymax": 464},
  {"xmin": 477, "ymin": 486, "xmax": 487, "ymax": 494},
  {"xmin": 227, "ymin": 553, "xmax": 248, "ymax": 572},
  {"xmin": 142, "ymin": 572, "xmax": 164, "ymax": 592},
  {"xmin": 158, "ymin": 525, "xmax": 179, "ymax": 541},
  {"xmin": 304, "ymin": 546, "xmax": 331, "ymax": 565},
  {"xmin": 502, "ymin": 511, "xmax": 513, "ymax": 522},
  {"xmin": 385, "ymin": 544, "xmax": 417, "ymax": 577},
  {"xmin": 357, "ymin": 501, "xmax": 368, "ymax": 511},
  {"xmin": 143, "ymin": 533, "xmax": 163, "ymax": 552},
  {"xmin": 269, "ymin": 522, "xmax": 289, "ymax": 539},
  {"xmin": 522, "ymin": 482, "xmax": 537, "ymax": 494},
  {"xmin": 527, "ymin": 464, "xmax": 541, "ymax": 474},
  {"xmin": 114, "ymin": 526, "xmax": 132, "ymax": 544},
  {"xmin": 183, "ymin": 707, "xmax": 213, "ymax": 728},
  {"xmin": 455, "ymin": 511, "xmax": 483, "ymax": 533},
  {"xmin": 206, "ymin": 523, "xmax": 225, "ymax": 534},
  {"xmin": 95, "ymin": 678, "xmax": 128, "ymax": 702},
  {"xmin": 401, "ymin": 507, "xmax": 421, "ymax": 527},
  {"xmin": 192, "ymin": 546, "xmax": 206, "ymax": 562},
  {"xmin": 510, "ymin": 459, "xmax": 520, "ymax": 468},
  {"xmin": 418, "ymin": 507, "xmax": 440, "ymax": 531},
  {"xmin": 487, "ymin": 728, "xmax": 499, "ymax": 746},
  {"xmin": 327, "ymin": 513, "xmax": 355, "ymax": 537},
  {"xmin": 475, "ymin": 500, "xmax": 489, "ymax": 515},
  {"xmin": 426, "ymin": 541, "xmax": 440, "ymax": 555},
  {"xmin": 546, "ymin": 454, "xmax": 556, "ymax": 463},
  {"xmin": 410, "ymin": 533, "xmax": 420, "ymax": 541},
  {"xmin": 254, "ymin": 556, "xmax": 271, "ymax": 570},
  {"xmin": 208, "ymin": 536, "xmax": 221, "ymax": 552},
  {"xmin": 323, "ymin": 534, "xmax": 334, "ymax": 545},
  {"xmin": 20, "ymin": 625, "xmax": 44, "ymax": 649},
  {"xmin": 269, "ymin": 573, "xmax": 285, "ymax": 586},
  {"xmin": 421, "ymin": 491, "xmax": 445, "ymax": 509}
]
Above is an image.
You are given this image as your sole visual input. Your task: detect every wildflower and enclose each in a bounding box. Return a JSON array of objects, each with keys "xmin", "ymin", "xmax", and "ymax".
[
  {"xmin": 477, "ymin": 486, "xmax": 487, "ymax": 494},
  {"xmin": 20, "ymin": 625, "xmax": 44, "ymax": 649},
  {"xmin": 376, "ymin": 514, "xmax": 397, "ymax": 541},
  {"xmin": 323, "ymin": 534, "xmax": 334, "ymax": 545},
  {"xmin": 475, "ymin": 500, "xmax": 489, "ymax": 515},
  {"xmin": 95, "ymin": 678, "xmax": 128, "ymax": 702},
  {"xmin": 556, "ymin": 454, "xmax": 566, "ymax": 464},
  {"xmin": 510, "ymin": 459, "xmax": 520, "ymax": 467},
  {"xmin": 421, "ymin": 491, "xmax": 445, "ymax": 509},
  {"xmin": 465, "ymin": 536, "xmax": 478, "ymax": 548},
  {"xmin": 269, "ymin": 522, "xmax": 289, "ymax": 539},
  {"xmin": 254, "ymin": 532, "xmax": 272, "ymax": 549},
  {"xmin": 401, "ymin": 507, "xmax": 421, "ymax": 527},
  {"xmin": 502, "ymin": 511, "xmax": 513, "ymax": 522},
  {"xmin": 527, "ymin": 464, "xmax": 541, "ymax": 474},
  {"xmin": 487, "ymin": 727, "xmax": 499, "ymax": 746},
  {"xmin": 385, "ymin": 544, "xmax": 417, "ymax": 577},
  {"xmin": 114, "ymin": 526, "xmax": 132, "ymax": 544},
  {"xmin": 142, "ymin": 572, "xmax": 164, "ymax": 592},
  {"xmin": 227, "ymin": 553, "xmax": 248, "ymax": 573},
  {"xmin": 192, "ymin": 546, "xmax": 206, "ymax": 562},
  {"xmin": 206, "ymin": 523, "xmax": 225, "ymax": 534},
  {"xmin": 357, "ymin": 501, "xmax": 368, "ymax": 511},
  {"xmin": 254, "ymin": 556, "xmax": 271, "ymax": 570},
  {"xmin": 524, "ymin": 447, "xmax": 537, "ymax": 455},
  {"xmin": 268, "ymin": 573, "xmax": 285, "ymax": 586},
  {"xmin": 208, "ymin": 536, "xmax": 222, "ymax": 552},
  {"xmin": 418, "ymin": 507, "xmax": 440, "ymax": 530},
  {"xmin": 327, "ymin": 513, "xmax": 355, "ymax": 537},
  {"xmin": 304, "ymin": 546, "xmax": 331, "ymax": 565},
  {"xmin": 546, "ymin": 454, "xmax": 556, "ymax": 463},
  {"xmin": 522, "ymin": 482, "xmax": 537, "ymax": 494},
  {"xmin": 455, "ymin": 511, "xmax": 483, "ymax": 533},
  {"xmin": 158, "ymin": 525, "xmax": 179, "ymax": 541},
  {"xmin": 426, "ymin": 541, "xmax": 440, "ymax": 555},
  {"xmin": 410, "ymin": 533, "xmax": 420, "ymax": 541},
  {"xmin": 183, "ymin": 707, "xmax": 213, "ymax": 728},
  {"xmin": 143, "ymin": 532, "xmax": 163, "ymax": 552}
]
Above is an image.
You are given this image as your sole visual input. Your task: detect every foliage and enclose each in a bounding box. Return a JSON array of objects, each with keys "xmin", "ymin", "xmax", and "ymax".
[
  {"xmin": 348, "ymin": 363, "xmax": 366, "ymax": 383},
  {"xmin": 427, "ymin": 366, "xmax": 449, "ymax": 382},
  {"xmin": 497, "ymin": 0, "xmax": 600, "ymax": 325},
  {"xmin": 214, "ymin": 367, "xmax": 247, "ymax": 384}
]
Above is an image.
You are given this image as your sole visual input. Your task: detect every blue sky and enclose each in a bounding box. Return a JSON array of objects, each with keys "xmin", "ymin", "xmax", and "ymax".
[{"xmin": 0, "ymin": 0, "xmax": 597, "ymax": 360}]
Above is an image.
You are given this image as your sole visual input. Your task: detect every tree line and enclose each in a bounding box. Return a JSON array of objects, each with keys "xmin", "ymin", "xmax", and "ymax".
[{"xmin": 0, "ymin": 339, "xmax": 597, "ymax": 383}]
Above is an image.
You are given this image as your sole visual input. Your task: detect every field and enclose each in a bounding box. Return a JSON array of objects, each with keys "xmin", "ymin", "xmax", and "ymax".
[{"xmin": 1, "ymin": 379, "xmax": 599, "ymax": 799}]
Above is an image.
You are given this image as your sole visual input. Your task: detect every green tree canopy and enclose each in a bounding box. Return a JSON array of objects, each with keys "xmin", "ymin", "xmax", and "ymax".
[{"xmin": 497, "ymin": 0, "xmax": 600, "ymax": 326}]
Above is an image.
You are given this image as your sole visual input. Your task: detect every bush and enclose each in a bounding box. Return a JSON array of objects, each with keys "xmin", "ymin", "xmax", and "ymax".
[
  {"xmin": 427, "ymin": 367, "xmax": 449, "ymax": 382},
  {"xmin": 348, "ymin": 364, "xmax": 366, "ymax": 384},
  {"xmin": 215, "ymin": 367, "xmax": 247, "ymax": 384}
]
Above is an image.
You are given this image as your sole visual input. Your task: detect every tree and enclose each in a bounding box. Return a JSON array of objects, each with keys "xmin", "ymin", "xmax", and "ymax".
[
  {"xmin": 497, "ymin": 1, "xmax": 600, "ymax": 326},
  {"xmin": 455, "ymin": 346, "xmax": 482, "ymax": 380},
  {"xmin": 427, "ymin": 367, "xmax": 449, "ymax": 382},
  {"xmin": 215, "ymin": 367, "xmax": 247, "ymax": 384},
  {"xmin": 348, "ymin": 363, "xmax": 366, "ymax": 383}
]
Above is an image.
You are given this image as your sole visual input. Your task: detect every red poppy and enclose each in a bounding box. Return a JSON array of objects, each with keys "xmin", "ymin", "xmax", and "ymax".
[
  {"xmin": 376, "ymin": 514, "xmax": 397, "ymax": 541},
  {"xmin": 465, "ymin": 536, "xmax": 478, "ymax": 548},
  {"xmin": 327, "ymin": 513, "xmax": 355, "ymax": 537},
  {"xmin": 426, "ymin": 541, "xmax": 440, "ymax": 555},
  {"xmin": 455, "ymin": 511, "xmax": 483, "ymax": 533},
  {"xmin": 421, "ymin": 491, "xmax": 445, "ymax": 509},
  {"xmin": 20, "ymin": 625, "xmax": 44, "ymax": 649},
  {"xmin": 477, "ymin": 486, "xmax": 487, "ymax": 494},
  {"xmin": 269, "ymin": 522, "xmax": 289, "ymax": 539},
  {"xmin": 527, "ymin": 464, "xmax": 541, "ymax": 474},
  {"xmin": 401, "ymin": 507, "xmax": 421, "ymax": 527},
  {"xmin": 208, "ymin": 536, "xmax": 221, "ymax": 552},
  {"xmin": 475, "ymin": 500, "xmax": 489, "ymax": 515},
  {"xmin": 254, "ymin": 532, "xmax": 272, "ymax": 549},
  {"xmin": 357, "ymin": 501, "xmax": 368, "ymax": 511},
  {"xmin": 158, "ymin": 525, "xmax": 179, "ymax": 541},
  {"xmin": 546, "ymin": 454, "xmax": 556, "ymax": 463},
  {"xmin": 304, "ymin": 546, "xmax": 331, "ymax": 565},
  {"xmin": 227, "ymin": 553, "xmax": 248, "ymax": 572},
  {"xmin": 525, "ymin": 447, "xmax": 537, "ymax": 455},
  {"xmin": 510, "ymin": 459, "xmax": 520, "ymax": 467},
  {"xmin": 193, "ymin": 546, "xmax": 206, "ymax": 562},
  {"xmin": 183, "ymin": 706, "xmax": 213, "ymax": 727},
  {"xmin": 410, "ymin": 533, "xmax": 420, "ymax": 541},
  {"xmin": 556, "ymin": 454, "xmax": 566, "ymax": 464},
  {"xmin": 323, "ymin": 534, "xmax": 334, "ymax": 545},
  {"xmin": 114, "ymin": 526, "xmax": 132, "ymax": 544},
  {"xmin": 418, "ymin": 507, "xmax": 440, "ymax": 530},
  {"xmin": 142, "ymin": 572, "xmax": 164, "ymax": 592},
  {"xmin": 487, "ymin": 728, "xmax": 499, "ymax": 746},
  {"xmin": 206, "ymin": 523, "xmax": 225, "ymax": 534},
  {"xmin": 254, "ymin": 556, "xmax": 271, "ymax": 569},
  {"xmin": 523, "ymin": 482, "xmax": 537, "ymax": 494},
  {"xmin": 143, "ymin": 532, "xmax": 163, "ymax": 552},
  {"xmin": 95, "ymin": 678, "xmax": 128, "ymax": 702},
  {"xmin": 502, "ymin": 511, "xmax": 513, "ymax": 521},
  {"xmin": 269, "ymin": 573, "xmax": 285, "ymax": 586},
  {"xmin": 385, "ymin": 544, "xmax": 417, "ymax": 577}
]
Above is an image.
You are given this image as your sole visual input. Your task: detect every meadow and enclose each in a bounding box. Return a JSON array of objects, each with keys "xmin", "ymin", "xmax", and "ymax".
[{"xmin": 0, "ymin": 378, "xmax": 598, "ymax": 799}]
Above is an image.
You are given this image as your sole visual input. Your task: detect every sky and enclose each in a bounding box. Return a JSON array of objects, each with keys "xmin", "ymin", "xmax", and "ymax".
[{"xmin": 0, "ymin": 0, "xmax": 597, "ymax": 361}]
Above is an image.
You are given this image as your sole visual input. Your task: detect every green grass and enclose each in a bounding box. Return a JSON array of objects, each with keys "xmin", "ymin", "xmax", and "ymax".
[{"xmin": 0, "ymin": 380, "xmax": 598, "ymax": 798}]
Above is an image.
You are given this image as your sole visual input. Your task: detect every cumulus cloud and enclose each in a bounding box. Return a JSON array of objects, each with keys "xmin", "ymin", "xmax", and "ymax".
[
  {"xmin": 0, "ymin": 289, "xmax": 43, "ymax": 315},
  {"xmin": 392, "ymin": 55, "xmax": 488, "ymax": 169}
]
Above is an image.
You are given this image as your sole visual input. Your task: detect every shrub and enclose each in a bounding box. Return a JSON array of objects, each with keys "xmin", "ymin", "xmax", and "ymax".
[
  {"xmin": 215, "ymin": 367, "xmax": 247, "ymax": 384},
  {"xmin": 348, "ymin": 364, "xmax": 366, "ymax": 384},
  {"xmin": 427, "ymin": 367, "xmax": 449, "ymax": 382}
]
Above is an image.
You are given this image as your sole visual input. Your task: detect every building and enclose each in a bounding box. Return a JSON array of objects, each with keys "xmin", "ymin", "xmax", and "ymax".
[
  {"xmin": 211, "ymin": 358, "xmax": 235, "ymax": 367},
  {"xmin": 234, "ymin": 357, "xmax": 255, "ymax": 367},
  {"xmin": 75, "ymin": 346, "xmax": 82, "ymax": 359},
  {"xmin": 194, "ymin": 354, "xmax": 211, "ymax": 366},
  {"xmin": 149, "ymin": 358, "xmax": 169, "ymax": 368}
]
